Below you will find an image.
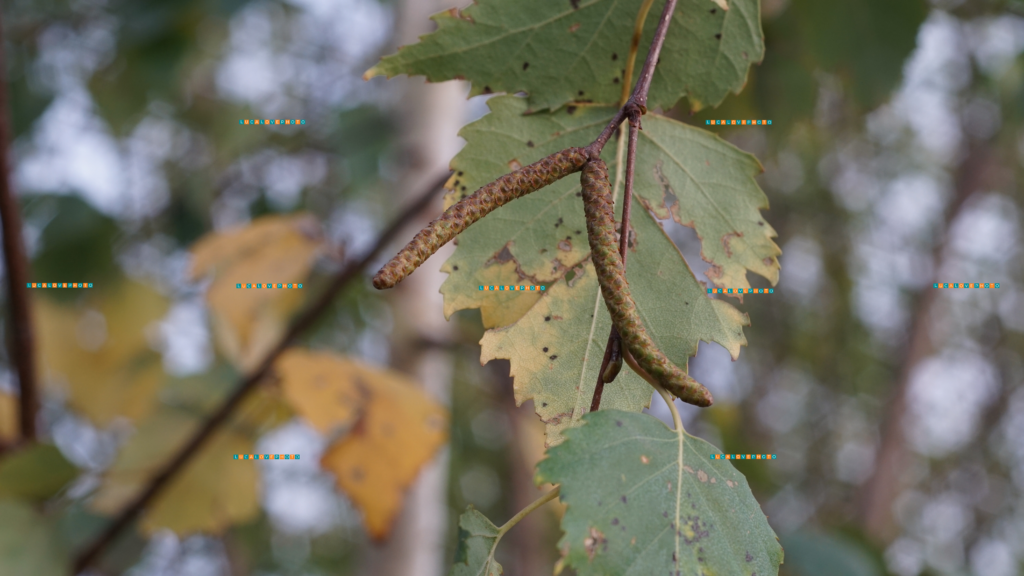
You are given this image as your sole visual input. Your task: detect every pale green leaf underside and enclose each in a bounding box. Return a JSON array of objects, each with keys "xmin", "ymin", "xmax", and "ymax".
[
  {"xmin": 0, "ymin": 499, "xmax": 69, "ymax": 575},
  {"xmin": 366, "ymin": 0, "xmax": 763, "ymax": 112},
  {"xmin": 537, "ymin": 410, "xmax": 784, "ymax": 575},
  {"xmin": 480, "ymin": 202, "xmax": 748, "ymax": 446},
  {"xmin": 441, "ymin": 95, "xmax": 778, "ymax": 326},
  {"xmin": 450, "ymin": 507, "xmax": 503, "ymax": 576}
]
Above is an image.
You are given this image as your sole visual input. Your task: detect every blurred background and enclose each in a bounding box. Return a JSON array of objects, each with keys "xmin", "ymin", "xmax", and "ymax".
[{"xmin": 1, "ymin": 0, "xmax": 1022, "ymax": 574}]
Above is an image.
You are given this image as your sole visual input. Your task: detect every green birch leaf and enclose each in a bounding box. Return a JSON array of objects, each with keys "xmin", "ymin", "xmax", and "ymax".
[
  {"xmin": 0, "ymin": 444, "xmax": 78, "ymax": 501},
  {"xmin": 440, "ymin": 96, "xmax": 777, "ymax": 334},
  {"xmin": 634, "ymin": 112, "xmax": 781, "ymax": 289},
  {"xmin": 365, "ymin": 0, "xmax": 763, "ymax": 112},
  {"xmin": 0, "ymin": 499, "xmax": 70, "ymax": 575},
  {"xmin": 450, "ymin": 507, "xmax": 503, "ymax": 576},
  {"xmin": 536, "ymin": 410, "xmax": 784, "ymax": 575},
  {"xmin": 480, "ymin": 202, "xmax": 748, "ymax": 445}
]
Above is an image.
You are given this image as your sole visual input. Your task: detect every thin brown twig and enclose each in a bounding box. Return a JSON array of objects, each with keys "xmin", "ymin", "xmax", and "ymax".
[
  {"xmin": 0, "ymin": 8, "xmax": 38, "ymax": 443},
  {"xmin": 72, "ymin": 171, "xmax": 453, "ymax": 574}
]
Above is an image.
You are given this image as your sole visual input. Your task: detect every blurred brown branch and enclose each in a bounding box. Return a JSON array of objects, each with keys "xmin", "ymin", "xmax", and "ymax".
[
  {"xmin": 72, "ymin": 171, "xmax": 452, "ymax": 574},
  {"xmin": 0, "ymin": 8, "xmax": 38, "ymax": 445}
]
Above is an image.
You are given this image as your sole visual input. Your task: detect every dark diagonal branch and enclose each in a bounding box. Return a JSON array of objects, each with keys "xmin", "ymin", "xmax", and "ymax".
[
  {"xmin": 0, "ymin": 9, "xmax": 38, "ymax": 443},
  {"xmin": 73, "ymin": 172, "xmax": 453, "ymax": 574}
]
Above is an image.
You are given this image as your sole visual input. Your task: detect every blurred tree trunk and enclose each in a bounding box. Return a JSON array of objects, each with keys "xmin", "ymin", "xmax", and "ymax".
[
  {"xmin": 859, "ymin": 141, "xmax": 998, "ymax": 543},
  {"xmin": 491, "ymin": 360, "xmax": 551, "ymax": 576},
  {"xmin": 361, "ymin": 0, "xmax": 465, "ymax": 574}
]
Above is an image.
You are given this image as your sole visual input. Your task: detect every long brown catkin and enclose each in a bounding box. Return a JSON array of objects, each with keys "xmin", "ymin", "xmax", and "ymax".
[
  {"xmin": 580, "ymin": 159, "xmax": 713, "ymax": 407},
  {"xmin": 372, "ymin": 147, "xmax": 590, "ymax": 290}
]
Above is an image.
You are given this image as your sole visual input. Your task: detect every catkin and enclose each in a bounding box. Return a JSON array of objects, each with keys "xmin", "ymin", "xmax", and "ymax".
[
  {"xmin": 602, "ymin": 336, "xmax": 623, "ymax": 383},
  {"xmin": 373, "ymin": 147, "xmax": 590, "ymax": 290},
  {"xmin": 581, "ymin": 159, "xmax": 713, "ymax": 407}
]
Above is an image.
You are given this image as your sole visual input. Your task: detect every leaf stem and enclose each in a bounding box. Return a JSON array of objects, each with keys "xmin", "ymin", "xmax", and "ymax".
[
  {"xmin": 0, "ymin": 8, "xmax": 38, "ymax": 443},
  {"xmin": 71, "ymin": 171, "xmax": 453, "ymax": 574},
  {"xmin": 584, "ymin": 0, "xmax": 677, "ymax": 158},
  {"xmin": 622, "ymin": 348, "xmax": 683, "ymax": 432},
  {"xmin": 498, "ymin": 485, "xmax": 559, "ymax": 536}
]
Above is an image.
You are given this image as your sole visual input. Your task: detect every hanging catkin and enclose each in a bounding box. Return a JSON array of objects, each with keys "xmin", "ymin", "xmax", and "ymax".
[
  {"xmin": 373, "ymin": 147, "xmax": 590, "ymax": 290},
  {"xmin": 581, "ymin": 159, "xmax": 713, "ymax": 407}
]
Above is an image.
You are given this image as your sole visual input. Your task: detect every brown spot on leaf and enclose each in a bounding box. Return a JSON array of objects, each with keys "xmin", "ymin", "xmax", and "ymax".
[
  {"xmin": 683, "ymin": 465, "xmax": 695, "ymax": 474},
  {"xmin": 613, "ymin": 77, "xmax": 620, "ymax": 84},
  {"xmin": 558, "ymin": 239, "xmax": 572, "ymax": 251},
  {"xmin": 567, "ymin": 105, "xmax": 577, "ymax": 114},
  {"xmin": 611, "ymin": 518, "xmax": 619, "ymax": 525},
  {"xmin": 621, "ymin": 495, "xmax": 627, "ymax": 504},
  {"xmin": 584, "ymin": 527, "xmax": 606, "ymax": 561},
  {"xmin": 526, "ymin": 140, "xmax": 534, "ymax": 147},
  {"xmin": 447, "ymin": 7, "xmax": 474, "ymax": 22},
  {"xmin": 482, "ymin": 86, "xmax": 493, "ymax": 94},
  {"xmin": 542, "ymin": 411, "xmax": 572, "ymax": 425},
  {"xmin": 508, "ymin": 159, "xmax": 522, "ymax": 171},
  {"xmin": 485, "ymin": 244, "xmax": 516, "ymax": 266},
  {"xmin": 710, "ymin": 8, "xmax": 717, "ymax": 13},
  {"xmin": 721, "ymin": 232, "xmax": 743, "ymax": 258},
  {"xmin": 697, "ymin": 470, "xmax": 708, "ymax": 483},
  {"xmin": 549, "ymin": 355, "xmax": 558, "ymax": 360},
  {"xmin": 726, "ymin": 480, "xmax": 735, "ymax": 488},
  {"xmin": 710, "ymin": 477, "xmax": 717, "ymax": 484},
  {"xmin": 351, "ymin": 467, "xmax": 364, "ymax": 481},
  {"xmin": 569, "ymin": 22, "xmax": 581, "ymax": 33},
  {"xmin": 715, "ymin": 33, "xmax": 722, "ymax": 40},
  {"xmin": 764, "ymin": 257, "xmax": 774, "ymax": 267},
  {"xmin": 523, "ymin": 62, "xmax": 529, "ymax": 70},
  {"xmin": 612, "ymin": 53, "xmax": 618, "ymax": 60},
  {"xmin": 641, "ymin": 455, "xmax": 650, "ymax": 464},
  {"xmin": 543, "ymin": 347, "xmax": 549, "ymax": 352},
  {"xmin": 746, "ymin": 551, "xmax": 754, "ymax": 562}
]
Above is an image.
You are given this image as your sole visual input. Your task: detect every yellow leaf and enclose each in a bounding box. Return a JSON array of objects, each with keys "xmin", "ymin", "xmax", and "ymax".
[
  {"xmin": 0, "ymin": 392, "xmax": 15, "ymax": 443},
  {"xmin": 275, "ymin": 350, "xmax": 448, "ymax": 539},
  {"xmin": 35, "ymin": 280, "xmax": 168, "ymax": 426},
  {"xmin": 440, "ymin": 258, "xmax": 543, "ymax": 329},
  {"xmin": 190, "ymin": 215, "xmax": 324, "ymax": 371},
  {"xmin": 188, "ymin": 214, "xmax": 322, "ymax": 280},
  {"xmin": 275, "ymin": 351, "xmax": 367, "ymax": 435}
]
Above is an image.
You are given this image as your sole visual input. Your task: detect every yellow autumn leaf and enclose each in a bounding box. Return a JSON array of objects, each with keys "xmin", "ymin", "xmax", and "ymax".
[
  {"xmin": 0, "ymin": 392, "xmax": 16, "ymax": 443},
  {"xmin": 90, "ymin": 371, "xmax": 286, "ymax": 536},
  {"xmin": 440, "ymin": 258, "xmax": 543, "ymax": 330},
  {"xmin": 275, "ymin": 350, "xmax": 448, "ymax": 539},
  {"xmin": 190, "ymin": 214, "xmax": 325, "ymax": 371},
  {"xmin": 35, "ymin": 280, "xmax": 168, "ymax": 426}
]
